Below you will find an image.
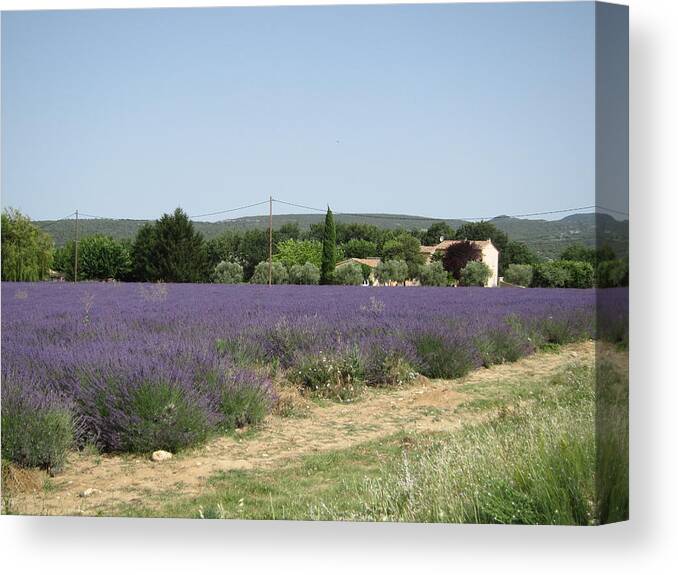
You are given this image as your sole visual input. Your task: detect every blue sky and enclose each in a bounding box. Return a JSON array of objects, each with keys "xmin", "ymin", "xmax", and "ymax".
[{"xmin": 1, "ymin": 2, "xmax": 599, "ymax": 221}]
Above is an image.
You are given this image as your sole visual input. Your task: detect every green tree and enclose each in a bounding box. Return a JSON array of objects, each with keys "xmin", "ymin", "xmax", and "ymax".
[
  {"xmin": 441, "ymin": 240, "xmax": 482, "ymax": 281},
  {"xmin": 459, "ymin": 261, "xmax": 492, "ymax": 287},
  {"xmin": 320, "ymin": 207, "xmax": 336, "ymax": 285},
  {"xmin": 343, "ymin": 238, "xmax": 378, "ymax": 259},
  {"xmin": 419, "ymin": 261, "xmax": 449, "ymax": 286},
  {"xmin": 596, "ymin": 259, "xmax": 629, "ymax": 288},
  {"xmin": 289, "ymin": 262, "xmax": 321, "ymax": 285},
  {"xmin": 85, "ymin": 235, "xmax": 130, "ymax": 280},
  {"xmin": 53, "ymin": 242, "xmax": 75, "ymax": 278},
  {"xmin": 131, "ymin": 208, "xmax": 209, "ymax": 282},
  {"xmin": 334, "ymin": 262, "xmax": 364, "ymax": 285},
  {"xmin": 503, "ymin": 240, "xmax": 539, "ymax": 267},
  {"xmin": 212, "ymin": 261, "xmax": 244, "ymax": 284},
  {"xmin": 376, "ymin": 259, "xmax": 408, "ymax": 286},
  {"xmin": 206, "ymin": 231, "xmax": 243, "ymax": 269},
  {"xmin": 560, "ymin": 244, "xmax": 597, "ymax": 266},
  {"xmin": 455, "ymin": 221, "xmax": 509, "ymax": 273},
  {"xmin": 1, "ymin": 208, "xmax": 54, "ymax": 281},
  {"xmin": 251, "ymin": 261, "xmax": 288, "ymax": 284},
  {"xmin": 360, "ymin": 263, "xmax": 373, "ymax": 284},
  {"xmin": 130, "ymin": 223, "xmax": 158, "ymax": 281},
  {"xmin": 504, "ymin": 264, "xmax": 534, "ymax": 287},
  {"xmin": 274, "ymin": 239, "xmax": 323, "ymax": 268},
  {"xmin": 531, "ymin": 261, "xmax": 594, "ymax": 288},
  {"xmin": 277, "ymin": 223, "xmax": 300, "ymax": 242},
  {"xmin": 422, "ymin": 221, "xmax": 454, "ymax": 246},
  {"xmin": 504, "ymin": 264, "xmax": 533, "ymax": 287},
  {"xmin": 381, "ymin": 233, "xmax": 424, "ymax": 279}
]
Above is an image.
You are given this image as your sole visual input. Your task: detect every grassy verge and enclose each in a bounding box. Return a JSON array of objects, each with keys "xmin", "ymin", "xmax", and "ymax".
[{"xmin": 115, "ymin": 354, "xmax": 628, "ymax": 524}]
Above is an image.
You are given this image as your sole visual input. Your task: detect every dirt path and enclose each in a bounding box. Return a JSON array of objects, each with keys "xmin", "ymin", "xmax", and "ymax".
[{"xmin": 4, "ymin": 341, "xmax": 595, "ymax": 517}]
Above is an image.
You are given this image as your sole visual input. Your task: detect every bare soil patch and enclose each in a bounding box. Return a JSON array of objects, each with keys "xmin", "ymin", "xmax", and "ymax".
[{"xmin": 4, "ymin": 341, "xmax": 595, "ymax": 517}]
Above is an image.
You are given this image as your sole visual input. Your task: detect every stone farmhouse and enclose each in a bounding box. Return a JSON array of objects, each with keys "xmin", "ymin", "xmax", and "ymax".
[
  {"xmin": 420, "ymin": 239, "xmax": 499, "ymax": 287},
  {"xmin": 335, "ymin": 239, "xmax": 500, "ymax": 287}
]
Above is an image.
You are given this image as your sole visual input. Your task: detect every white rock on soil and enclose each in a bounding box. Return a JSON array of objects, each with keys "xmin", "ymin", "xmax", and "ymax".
[
  {"xmin": 79, "ymin": 488, "xmax": 101, "ymax": 498},
  {"xmin": 151, "ymin": 450, "xmax": 173, "ymax": 462}
]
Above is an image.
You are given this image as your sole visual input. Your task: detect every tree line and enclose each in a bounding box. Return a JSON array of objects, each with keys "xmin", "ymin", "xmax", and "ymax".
[{"xmin": 1, "ymin": 206, "xmax": 628, "ymax": 288}]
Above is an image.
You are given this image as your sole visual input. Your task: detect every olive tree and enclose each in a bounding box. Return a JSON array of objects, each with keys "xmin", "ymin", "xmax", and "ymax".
[
  {"xmin": 504, "ymin": 264, "xmax": 533, "ymax": 287},
  {"xmin": 334, "ymin": 262, "xmax": 364, "ymax": 285},
  {"xmin": 418, "ymin": 261, "xmax": 449, "ymax": 287},
  {"xmin": 459, "ymin": 261, "xmax": 492, "ymax": 286},
  {"xmin": 376, "ymin": 259, "xmax": 408, "ymax": 286},
  {"xmin": 213, "ymin": 261, "xmax": 244, "ymax": 284},
  {"xmin": 250, "ymin": 261, "xmax": 288, "ymax": 284},
  {"xmin": 289, "ymin": 262, "xmax": 321, "ymax": 285}
]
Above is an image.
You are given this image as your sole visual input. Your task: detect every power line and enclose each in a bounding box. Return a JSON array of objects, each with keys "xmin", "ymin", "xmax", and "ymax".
[
  {"xmin": 34, "ymin": 199, "xmax": 628, "ymax": 230},
  {"xmin": 272, "ymin": 199, "xmax": 326, "ymax": 213},
  {"xmin": 34, "ymin": 212, "xmax": 77, "ymax": 229},
  {"xmin": 272, "ymin": 198, "xmax": 625, "ymax": 223},
  {"xmin": 189, "ymin": 200, "xmax": 271, "ymax": 219},
  {"xmin": 594, "ymin": 206, "xmax": 630, "ymax": 217}
]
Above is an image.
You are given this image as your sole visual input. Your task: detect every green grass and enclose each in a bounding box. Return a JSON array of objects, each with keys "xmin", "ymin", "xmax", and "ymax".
[
  {"xmin": 114, "ymin": 356, "xmax": 628, "ymax": 525},
  {"xmin": 117, "ymin": 434, "xmax": 410, "ymax": 519}
]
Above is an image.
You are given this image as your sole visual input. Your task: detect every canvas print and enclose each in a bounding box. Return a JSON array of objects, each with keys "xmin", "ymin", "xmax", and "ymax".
[{"xmin": 0, "ymin": 2, "xmax": 628, "ymax": 524}]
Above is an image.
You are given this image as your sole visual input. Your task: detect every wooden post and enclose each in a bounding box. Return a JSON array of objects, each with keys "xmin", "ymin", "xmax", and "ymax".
[
  {"xmin": 74, "ymin": 209, "xmax": 79, "ymax": 282},
  {"xmin": 268, "ymin": 196, "xmax": 273, "ymax": 286}
]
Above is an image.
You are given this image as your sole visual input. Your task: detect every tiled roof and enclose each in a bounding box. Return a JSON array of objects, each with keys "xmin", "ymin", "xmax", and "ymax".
[
  {"xmin": 336, "ymin": 257, "xmax": 382, "ymax": 268},
  {"xmin": 420, "ymin": 239, "xmax": 496, "ymax": 254}
]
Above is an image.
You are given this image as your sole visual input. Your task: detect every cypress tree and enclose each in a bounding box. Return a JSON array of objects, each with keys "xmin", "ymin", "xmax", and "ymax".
[{"xmin": 320, "ymin": 207, "xmax": 336, "ymax": 285}]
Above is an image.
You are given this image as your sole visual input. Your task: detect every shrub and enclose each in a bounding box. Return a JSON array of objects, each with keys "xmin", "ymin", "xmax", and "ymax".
[
  {"xmin": 250, "ymin": 261, "xmax": 288, "ymax": 284},
  {"xmin": 504, "ymin": 264, "xmax": 533, "ymax": 287},
  {"xmin": 290, "ymin": 350, "xmax": 364, "ymax": 403},
  {"xmin": 532, "ymin": 261, "xmax": 570, "ymax": 288},
  {"xmin": 363, "ymin": 350, "xmax": 417, "ymax": 386},
  {"xmin": 1, "ymin": 378, "xmax": 74, "ymax": 472},
  {"xmin": 476, "ymin": 327, "xmax": 531, "ymax": 367},
  {"xmin": 419, "ymin": 261, "xmax": 449, "ymax": 287},
  {"xmin": 288, "ymin": 262, "xmax": 320, "ymax": 285},
  {"xmin": 459, "ymin": 261, "xmax": 492, "ymax": 286},
  {"xmin": 415, "ymin": 335, "xmax": 473, "ymax": 379},
  {"xmin": 260, "ymin": 317, "xmax": 313, "ymax": 369},
  {"xmin": 78, "ymin": 377, "xmax": 211, "ymax": 454},
  {"xmin": 119, "ymin": 382, "xmax": 211, "ymax": 453},
  {"xmin": 596, "ymin": 259, "xmax": 628, "ymax": 288},
  {"xmin": 334, "ymin": 262, "xmax": 364, "ymax": 285},
  {"xmin": 215, "ymin": 337, "xmax": 263, "ymax": 367},
  {"xmin": 532, "ymin": 261, "xmax": 594, "ymax": 288},
  {"xmin": 219, "ymin": 385, "xmax": 270, "ymax": 430},
  {"xmin": 213, "ymin": 261, "xmax": 244, "ymax": 284},
  {"xmin": 565, "ymin": 261, "xmax": 595, "ymax": 288}
]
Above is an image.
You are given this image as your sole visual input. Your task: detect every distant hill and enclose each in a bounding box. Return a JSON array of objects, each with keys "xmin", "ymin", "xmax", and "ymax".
[{"xmin": 35, "ymin": 212, "xmax": 628, "ymax": 260}]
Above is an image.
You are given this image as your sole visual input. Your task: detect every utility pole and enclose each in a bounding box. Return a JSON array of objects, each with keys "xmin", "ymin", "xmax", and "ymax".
[
  {"xmin": 74, "ymin": 209, "xmax": 79, "ymax": 283},
  {"xmin": 268, "ymin": 196, "xmax": 273, "ymax": 286}
]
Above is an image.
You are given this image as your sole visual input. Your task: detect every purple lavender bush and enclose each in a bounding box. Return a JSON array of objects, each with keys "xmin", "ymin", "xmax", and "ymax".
[
  {"xmin": 1, "ymin": 282, "xmax": 625, "ymax": 468},
  {"xmin": 1, "ymin": 371, "xmax": 74, "ymax": 472}
]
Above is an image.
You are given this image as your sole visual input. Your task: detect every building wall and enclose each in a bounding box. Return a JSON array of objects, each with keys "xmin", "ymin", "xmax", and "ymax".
[{"xmin": 481, "ymin": 245, "xmax": 499, "ymax": 287}]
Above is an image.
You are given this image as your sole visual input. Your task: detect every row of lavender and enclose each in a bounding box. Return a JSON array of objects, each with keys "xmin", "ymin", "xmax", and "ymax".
[{"xmin": 1, "ymin": 282, "xmax": 627, "ymax": 470}]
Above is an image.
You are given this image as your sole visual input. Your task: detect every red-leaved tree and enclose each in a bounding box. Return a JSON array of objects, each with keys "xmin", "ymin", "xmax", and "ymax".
[{"xmin": 441, "ymin": 241, "xmax": 482, "ymax": 281}]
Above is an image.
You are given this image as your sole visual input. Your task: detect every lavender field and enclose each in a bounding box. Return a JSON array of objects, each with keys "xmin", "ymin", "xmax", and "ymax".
[{"xmin": 1, "ymin": 283, "xmax": 627, "ymax": 471}]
